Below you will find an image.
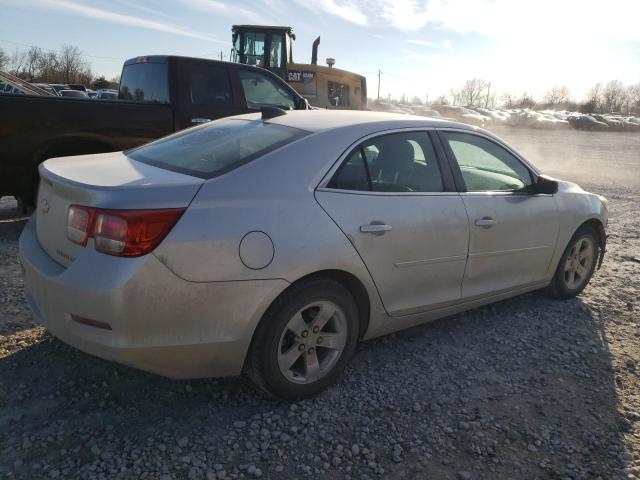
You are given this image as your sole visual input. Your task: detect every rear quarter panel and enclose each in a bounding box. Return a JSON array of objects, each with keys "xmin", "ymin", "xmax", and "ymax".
[{"xmin": 153, "ymin": 128, "xmax": 387, "ymax": 322}]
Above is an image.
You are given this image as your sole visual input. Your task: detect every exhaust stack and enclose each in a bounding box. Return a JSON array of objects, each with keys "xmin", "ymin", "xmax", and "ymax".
[{"xmin": 311, "ymin": 36, "xmax": 320, "ymax": 65}]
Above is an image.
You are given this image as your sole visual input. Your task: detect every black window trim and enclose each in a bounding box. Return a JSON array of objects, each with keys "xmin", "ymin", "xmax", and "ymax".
[
  {"xmin": 320, "ymin": 128, "xmax": 457, "ymax": 195},
  {"xmin": 435, "ymin": 128, "xmax": 540, "ymax": 195}
]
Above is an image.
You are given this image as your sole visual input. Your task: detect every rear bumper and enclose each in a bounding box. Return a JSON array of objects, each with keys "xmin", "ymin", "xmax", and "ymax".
[{"xmin": 19, "ymin": 218, "xmax": 288, "ymax": 378}]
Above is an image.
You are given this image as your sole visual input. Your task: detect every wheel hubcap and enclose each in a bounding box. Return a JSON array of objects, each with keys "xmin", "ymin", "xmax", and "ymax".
[
  {"xmin": 277, "ymin": 300, "xmax": 347, "ymax": 384},
  {"xmin": 563, "ymin": 236, "xmax": 595, "ymax": 290}
]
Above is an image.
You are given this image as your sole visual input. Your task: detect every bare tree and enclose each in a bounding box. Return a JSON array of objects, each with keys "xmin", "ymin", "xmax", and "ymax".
[
  {"xmin": 459, "ymin": 78, "xmax": 489, "ymax": 107},
  {"xmin": 514, "ymin": 92, "xmax": 535, "ymax": 109},
  {"xmin": 24, "ymin": 46, "xmax": 44, "ymax": 81},
  {"xmin": 0, "ymin": 47, "xmax": 8, "ymax": 70},
  {"xmin": 543, "ymin": 85, "xmax": 571, "ymax": 106},
  {"xmin": 602, "ymin": 80, "xmax": 627, "ymax": 113},
  {"xmin": 9, "ymin": 48, "xmax": 27, "ymax": 76},
  {"xmin": 627, "ymin": 82, "xmax": 640, "ymax": 114},
  {"xmin": 58, "ymin": 44, "xmax": 89, "ymax": 84}
]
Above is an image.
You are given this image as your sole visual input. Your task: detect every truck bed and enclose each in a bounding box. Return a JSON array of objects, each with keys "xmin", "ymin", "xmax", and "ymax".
[{"xmin": 0, "ymin": 94, "xmax": 174, "ymax": 202}]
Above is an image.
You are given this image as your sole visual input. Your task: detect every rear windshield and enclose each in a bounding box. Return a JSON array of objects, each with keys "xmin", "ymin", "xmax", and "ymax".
[
  {"xmin": 128, "ymin": 119, "xmax": 309, "ymax": 178},
  {"xmin": 119, "ymin": 61, "xmax": 169, "ymax": 103}
]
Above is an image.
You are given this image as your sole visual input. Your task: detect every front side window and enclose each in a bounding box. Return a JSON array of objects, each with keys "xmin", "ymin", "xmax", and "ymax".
[
  {"xmin": 128, "ymin": 119, "xmax": 308, "ymax": 178},
  {"xmin": 243, "ymin": 32, "xmax": 265, "ymax": 67},
  {"xmin": 441, "ymin": 132, "xmax": 532, "ymax": 192},
  {"xmin": 189, "ymin": 64, "xmax": 232, "ymax": 107},
  {"xmin": 239, "ymin": 69, "xmax": 296, "ymax": 110},
  {"xmin": 329, "ymin": 131, "xmax": 444, "ymax": 192}
]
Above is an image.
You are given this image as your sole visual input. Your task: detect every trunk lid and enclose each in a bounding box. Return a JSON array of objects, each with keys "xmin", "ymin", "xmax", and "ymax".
[{"xmin": 36, "ymin": 152, "xmax": 204, "ymax": 267}]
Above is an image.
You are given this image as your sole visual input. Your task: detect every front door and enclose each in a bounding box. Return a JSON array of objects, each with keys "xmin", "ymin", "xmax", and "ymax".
[
  {"xmin": 438, "ymin": 130, "xmax": 560, "ymax": 298},
  {"xmin": 316, "ymin": 130, "xmax": 469, "ymax": 316}
]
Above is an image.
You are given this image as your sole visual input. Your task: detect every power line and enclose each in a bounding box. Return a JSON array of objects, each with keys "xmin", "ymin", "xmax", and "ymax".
[{"xmin": 0, "ymin": 38, "xmax": 123, "ymax": 61}]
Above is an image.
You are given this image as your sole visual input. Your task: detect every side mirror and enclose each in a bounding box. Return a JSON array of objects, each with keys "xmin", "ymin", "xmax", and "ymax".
[{"xmin": 534, "ymin": 175, "xmax": 558, "ymax": 194}]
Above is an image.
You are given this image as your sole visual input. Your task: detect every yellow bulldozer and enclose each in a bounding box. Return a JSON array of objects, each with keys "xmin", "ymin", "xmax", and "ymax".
[{"xmin": 231, "ymin": 25, "xmax": 367, "ymax": 110}]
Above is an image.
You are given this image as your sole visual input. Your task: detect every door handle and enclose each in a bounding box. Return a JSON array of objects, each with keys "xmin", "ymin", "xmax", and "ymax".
[
  {"xmin": 360, "ymin": 223, "xmax": 392, "ymax": 233},
  {"xmin": 474, "ymin": 217, "xmax": 497, "ymax": 227},
  {"xmin": 191, "ymin": 117, "xmax": 211, "ymax": 124}
]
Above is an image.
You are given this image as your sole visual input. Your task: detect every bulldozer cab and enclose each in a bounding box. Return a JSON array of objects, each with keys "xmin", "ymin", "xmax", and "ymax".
[
  {"xmin": 231, "ymin": 25, "xmax": 293, "ymax": 79},
  {"xmin": 231, "ymin": 24, "xmax": 367, "ymax": 110}
]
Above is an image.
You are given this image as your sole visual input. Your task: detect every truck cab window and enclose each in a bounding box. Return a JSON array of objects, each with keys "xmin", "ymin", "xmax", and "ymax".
[
  {"xmin": 119, "ymin": 61, "xmax": 170, "ymax": 103},
  {"xmin": 328, "ymin": 81, "xmax": 349, "ymax": 107},
  {"xmin": 269, "ymin": 34, "xmax": 284, "ymax": 69},
  {"xmin": 189, "ymin": 64, "xmax": 232, "ymax": 107},
  {"xmin": 238, "ymin": 69, "xmax": 296, "ymax": 110},
  {"xmin": 243, "ymin": 32, "xmax": 265, "ymax": 67}
]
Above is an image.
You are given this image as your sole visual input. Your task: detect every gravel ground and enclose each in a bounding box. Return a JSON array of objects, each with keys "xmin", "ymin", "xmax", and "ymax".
[{"xmin": 0, "ymin": 180, "xmax": 639, "ymax": 480}]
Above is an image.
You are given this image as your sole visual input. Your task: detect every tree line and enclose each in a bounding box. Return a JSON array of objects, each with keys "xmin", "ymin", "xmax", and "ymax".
[
  {"xmin": 0, "ymin": 45, "xmax": 118, "ymax": 90},
  {"xmin": 441, "ymin": 78, "xmax": 640, "ymax": 114}
]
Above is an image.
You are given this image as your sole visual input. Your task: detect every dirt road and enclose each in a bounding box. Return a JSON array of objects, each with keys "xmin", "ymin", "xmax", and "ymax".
[{"xmin": 1, "ymin": 129, "xmax": 639, "ymax": 479}]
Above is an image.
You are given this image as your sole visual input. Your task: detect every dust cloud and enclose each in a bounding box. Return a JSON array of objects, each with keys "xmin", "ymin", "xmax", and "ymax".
[{"xmin": 489, "ymin": 127, "xmax": 640, "ymax": 188}]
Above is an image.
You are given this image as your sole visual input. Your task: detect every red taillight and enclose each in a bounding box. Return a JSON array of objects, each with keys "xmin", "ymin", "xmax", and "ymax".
[
  {"xmin": 67, "ymin": 206, "xmax": 184, "ymax": 257},
  {"xmin": 67, "ymin": 205, "xmax": 95, "ymax": 246}
]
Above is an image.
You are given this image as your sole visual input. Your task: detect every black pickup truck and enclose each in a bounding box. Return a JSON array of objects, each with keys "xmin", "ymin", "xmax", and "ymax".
[{"xmin": 0, "ymin": 55, "xmax": 308, "ymax": 207}]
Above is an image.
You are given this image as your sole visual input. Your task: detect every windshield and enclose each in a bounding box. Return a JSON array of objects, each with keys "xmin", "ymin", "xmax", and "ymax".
[
  {"xmin": 119, "ymin": 61, "xmax": 170, "ymax": 103},
  {"xmin": 128, "ymin": 119, "xmax": 309, "ymax": 178}
]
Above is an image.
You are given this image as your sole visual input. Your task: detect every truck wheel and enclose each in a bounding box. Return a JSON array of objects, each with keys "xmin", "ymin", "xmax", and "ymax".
[
  {"xmin": 246, "ymin": 278, "xmax": 359, "ymax": 400},
  {"xmin": 547, "ymin": 225, "xmax": 599, "ymax": 299}
]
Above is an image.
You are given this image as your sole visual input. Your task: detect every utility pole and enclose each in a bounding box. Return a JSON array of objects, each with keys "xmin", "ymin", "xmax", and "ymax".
[{"xmin": 377, "ymin": 69, "xmax": 382, "ymax": 101}]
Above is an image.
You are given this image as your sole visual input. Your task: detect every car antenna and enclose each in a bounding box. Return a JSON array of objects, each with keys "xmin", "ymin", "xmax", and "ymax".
[{"xmin": 261, "ymin": 106, "xmax": 288, "ymax": 119}]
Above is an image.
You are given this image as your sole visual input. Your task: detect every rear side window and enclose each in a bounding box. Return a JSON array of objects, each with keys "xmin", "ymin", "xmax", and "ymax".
[
  {"xmin": 239, "ymin": 69, "xmax": 296, "ymax": 110},
  {"xmin": 128, "ymin": 119, "xmax": 308, "ymax": 178},
  {"xmin": 119, "ymin": 61, "xmax": 169, "ymax": 103},
  {"xmin": 189, "ymin": 63, "xmax": 232, "ymax": 106},
  {"xmin": 329, "ymin": 131, "xmax": 444, "ymax": 192}
]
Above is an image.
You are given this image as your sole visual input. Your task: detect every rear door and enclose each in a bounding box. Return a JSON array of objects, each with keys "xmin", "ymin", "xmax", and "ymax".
[
  {"xmin": 437, "ymin": 130, "xmax": 560, "ymax": 298},
  {"xmin": 315, "ymin": 130, "xmax": 469, "ymax": 316},
  {"xmin": 174, "ymin": 59, "xmax": 244, "ymax": 130}
]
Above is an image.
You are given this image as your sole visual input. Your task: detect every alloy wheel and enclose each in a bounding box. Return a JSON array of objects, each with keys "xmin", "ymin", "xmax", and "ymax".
[
  {"xmin": 563, "ymin": 236, "xmax": 595, "ymax": 290},
  {"xmin": 277, "ymin": 300, "xmax": 347, "ymax": 384}
]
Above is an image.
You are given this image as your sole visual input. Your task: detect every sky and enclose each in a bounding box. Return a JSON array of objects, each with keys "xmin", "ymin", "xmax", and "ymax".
[{"xmin": 0, "ymin": 0, "xmax": 639, "ymax": 101}]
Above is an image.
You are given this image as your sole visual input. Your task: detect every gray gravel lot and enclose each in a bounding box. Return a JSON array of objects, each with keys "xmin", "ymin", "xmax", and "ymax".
[{"xmin": 1, "ymin": 130, "xmax": 639, "ymax": 479}]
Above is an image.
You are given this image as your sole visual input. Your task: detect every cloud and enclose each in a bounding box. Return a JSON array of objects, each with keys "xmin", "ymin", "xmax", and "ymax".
[
  {"xmin": 32, "ymin": 0, "xmax": 228, "ymax": 44},
  {"xmin": 408, "ymin": 39, "xmax": 454, "ymax": 51},
  {"xmin": 379, "ymin": 0, "xmax": 640, "ymax": 45},
  {"xmin": 177, "ymin": 0, "xmax": 266, "ymax": 24},
  {"xmin": 295, "ymin": 0, "xmax": 368, "ymax": 26},
  {"xmin": 382, "ymin": 0, "xmax": 430, "ymax": 31},
  {"xmin": 399, "ymin": 48, "xmax": 448, "ymax": 64},
  {"xmin": 407, "ymin": 39, "xmax": 434, "ymax": 47}
]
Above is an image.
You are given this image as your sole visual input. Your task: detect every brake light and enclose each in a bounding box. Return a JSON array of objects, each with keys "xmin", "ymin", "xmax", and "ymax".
[{"xmin": 67, "ymin": 206, "xmax": 184, "ymax": 257}]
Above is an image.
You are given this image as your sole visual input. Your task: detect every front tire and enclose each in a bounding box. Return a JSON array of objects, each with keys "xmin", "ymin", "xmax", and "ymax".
[
  {"xmin": 547, "ymin": 225, "xmax": 599, "ymax": 299},
  {"xmin": 246, "ymin": 278, "xmax": 359, "ymax": 400}
]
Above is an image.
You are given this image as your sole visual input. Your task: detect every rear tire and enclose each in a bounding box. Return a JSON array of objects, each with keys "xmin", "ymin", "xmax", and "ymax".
[
  {"xmin": 246, "ymin": 278, "xmax": 359, "ymax": 400},
  {"xmin": 547, "ymin": 225, "xmax": 599, "ymax": 299}
]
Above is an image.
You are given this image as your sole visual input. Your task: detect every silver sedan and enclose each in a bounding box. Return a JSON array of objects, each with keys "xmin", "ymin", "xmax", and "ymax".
[{"xmin": 20, "ymin": 110, "xmax": 608, "ymax": 399}]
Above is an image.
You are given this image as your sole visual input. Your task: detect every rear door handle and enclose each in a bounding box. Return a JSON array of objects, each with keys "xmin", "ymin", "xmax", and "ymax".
[
  {"xmin": 360, "ymin": 223, "xmax": 392, "ymax": 233},
  {"xmin": 474, "ymin": 217, "xmax": 497, "ymax": 227},
  {"xmin": 191, "ymin": 117, "xmax": 211, "ymax": 124}
]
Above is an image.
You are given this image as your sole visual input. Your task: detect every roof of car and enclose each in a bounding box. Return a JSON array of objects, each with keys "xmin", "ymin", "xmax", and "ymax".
[{"xmin": 233, "ymin": 109, "xmax": 477, "ymax": 134}]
